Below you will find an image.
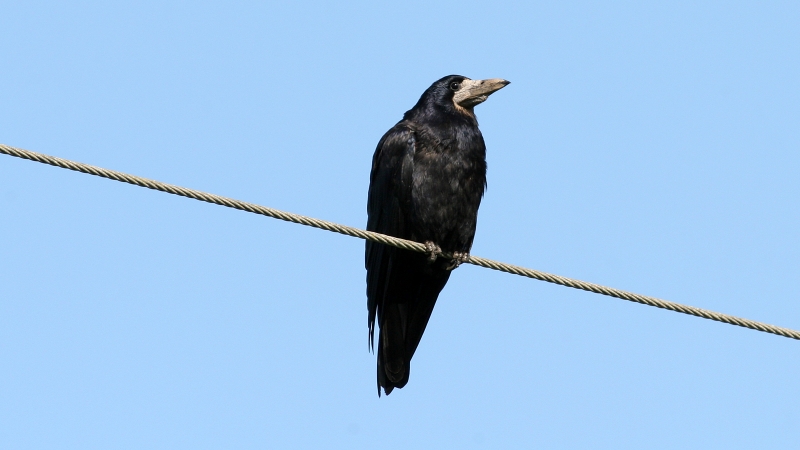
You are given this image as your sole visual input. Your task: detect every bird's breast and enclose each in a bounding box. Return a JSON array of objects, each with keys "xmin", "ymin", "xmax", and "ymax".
[{"xmin": 409, "ymin": 143, "xmax": 486, "ymax": 251}]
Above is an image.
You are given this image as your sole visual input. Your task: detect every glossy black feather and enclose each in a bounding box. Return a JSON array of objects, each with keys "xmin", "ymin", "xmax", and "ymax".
[{"xmin": 366, "ymin": 75, "xmax": 489, "ymax": 396}]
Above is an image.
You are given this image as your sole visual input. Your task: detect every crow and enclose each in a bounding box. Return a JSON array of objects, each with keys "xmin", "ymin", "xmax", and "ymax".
[{"xmin": 366, "ymin": 75, "xmax": 509, "ymax": 396}]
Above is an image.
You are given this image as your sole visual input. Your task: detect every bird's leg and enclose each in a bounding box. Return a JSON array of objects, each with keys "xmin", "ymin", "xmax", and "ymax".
[
  {"xmin": 424, "ymin": 241, "xmax": 442, "ymax": 263},
  {"xmin": 446, "ymin": 252, "xmax": 470, "ymax": 271}
]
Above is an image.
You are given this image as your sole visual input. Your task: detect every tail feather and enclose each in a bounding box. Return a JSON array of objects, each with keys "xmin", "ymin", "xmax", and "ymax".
[
  {"xmin": 376, "ymin": 328, "xmax": 410, "ymax": 396},
  {"xmin": 373, "ymin": 253, "xmax": 452, "ymax": 396},
  {"xmin": 376, "ymin": 302, "xmax": 409, "ymax": 396}
]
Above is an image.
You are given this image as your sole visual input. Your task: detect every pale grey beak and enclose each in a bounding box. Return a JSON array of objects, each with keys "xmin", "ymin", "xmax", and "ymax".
[{"xmin": 453, "ymin": 78, "xmax": 510, "ymax": 108}]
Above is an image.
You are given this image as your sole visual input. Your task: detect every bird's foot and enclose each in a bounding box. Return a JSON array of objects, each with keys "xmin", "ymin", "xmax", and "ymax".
[
  {"xmin": 446, "ymin": 252, "xmax": 469, "ymax": 271},
  {"xmin": 424, "ymin": 241, "xmax": 442, "ymax": 263}
]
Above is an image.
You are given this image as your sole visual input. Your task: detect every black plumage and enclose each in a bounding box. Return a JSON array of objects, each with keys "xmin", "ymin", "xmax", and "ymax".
[{"xmin": 366, "ymin": 75, "xmax": 509, "ymax": 396}]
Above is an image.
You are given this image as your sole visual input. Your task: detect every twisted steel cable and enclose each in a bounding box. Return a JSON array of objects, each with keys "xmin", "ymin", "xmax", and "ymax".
[{"xmin": 2, "ymin": 143, "xmax": 798, "ymax": 341}]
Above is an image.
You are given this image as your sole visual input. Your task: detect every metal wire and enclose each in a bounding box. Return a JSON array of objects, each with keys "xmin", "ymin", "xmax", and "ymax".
[{"xmin": 2, "ymin": 143, "xmax": 798, "ymax": 341}]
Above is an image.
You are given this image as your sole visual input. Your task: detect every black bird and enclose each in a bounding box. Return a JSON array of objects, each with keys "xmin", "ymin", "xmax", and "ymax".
[{"xmin": 366, "ymin": 75, "xmax": 509, "ymax": 396}]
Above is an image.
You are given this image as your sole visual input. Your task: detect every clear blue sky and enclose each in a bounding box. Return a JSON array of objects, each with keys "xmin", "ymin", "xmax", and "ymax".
[{"xmin": 2, "ymin": 1, "xmax": 799, "ymax": 448}]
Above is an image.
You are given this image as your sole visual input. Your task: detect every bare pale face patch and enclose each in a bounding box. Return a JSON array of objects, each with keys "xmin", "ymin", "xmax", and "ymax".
[{"xmin": 452, "ymin": 78, "xmax": 510, "ymax": 111}]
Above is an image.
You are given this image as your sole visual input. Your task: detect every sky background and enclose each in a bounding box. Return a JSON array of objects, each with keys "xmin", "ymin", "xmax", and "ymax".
[{"xmin": 2, "ymin": 1, "xmax": 799, "ymax": 448}]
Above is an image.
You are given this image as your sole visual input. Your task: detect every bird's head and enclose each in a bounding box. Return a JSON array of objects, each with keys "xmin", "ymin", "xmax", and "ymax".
[{"xmin": 411, "ymin": 75, "xmax": 510, "ymax": 120}]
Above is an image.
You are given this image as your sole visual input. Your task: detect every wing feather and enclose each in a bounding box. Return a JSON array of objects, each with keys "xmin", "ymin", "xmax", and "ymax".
[{"xmin": 366, "ymin": 124, "xmax": 416, "ymax": 350}]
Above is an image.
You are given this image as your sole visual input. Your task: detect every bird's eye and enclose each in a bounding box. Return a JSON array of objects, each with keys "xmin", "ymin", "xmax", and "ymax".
[{"xmin": 449, "ymin": 81, "xmax": 461, "ymax": 91}]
